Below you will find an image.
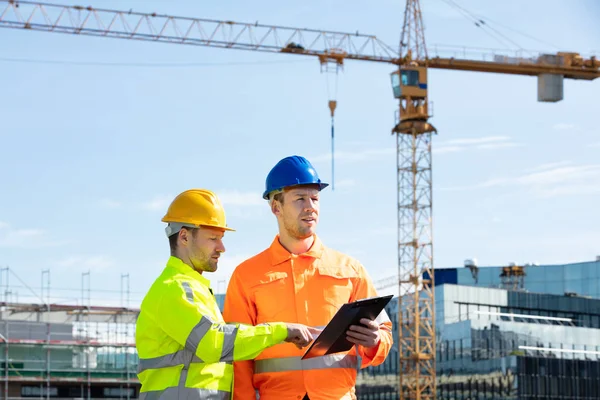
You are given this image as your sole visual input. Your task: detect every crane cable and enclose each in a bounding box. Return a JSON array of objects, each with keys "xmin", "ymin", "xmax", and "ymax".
[
  {"xmin": 437, "ymin": 0, "xmax": 561, "ymax": 54},
  {"xmin": 324, "ymin": 62, "xmax": 340, "ymax": 191},
  {"xmin": 438, "ymin": 0, "xmax": 521, "ymax": 50}
]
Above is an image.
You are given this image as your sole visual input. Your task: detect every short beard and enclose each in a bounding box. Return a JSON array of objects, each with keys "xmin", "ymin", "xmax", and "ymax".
[{"xmin": 283, "ymin": 218, "xmax": 313, "ymax": 240}]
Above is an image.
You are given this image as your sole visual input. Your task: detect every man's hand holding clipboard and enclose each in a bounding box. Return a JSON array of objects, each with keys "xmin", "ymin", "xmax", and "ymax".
[
  {"xmin": 346, "ymin": 318, "xmax": 382, "ymax": 348},
  {"xmin": 301, "ymin": 295, "xmax": 393, "ymax": 360}
]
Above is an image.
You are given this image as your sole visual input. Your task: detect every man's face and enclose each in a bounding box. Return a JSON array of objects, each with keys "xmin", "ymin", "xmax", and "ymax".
[
  {"xmin": 276, "ymin": 186, "xmax": 320, "ymax": 240},
  {"xmin": 182, "ymin": 226, "xmax": 226, "ymax": 273}
]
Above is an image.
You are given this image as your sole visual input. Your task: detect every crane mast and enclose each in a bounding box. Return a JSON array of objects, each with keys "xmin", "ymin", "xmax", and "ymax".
[
  {"xmin": 1, "ymin": 1, "xmax": 599, "ymax": 399},
  {"xmin": 395, "ymin": 1, "xmax": 436, "ymax": 398}
]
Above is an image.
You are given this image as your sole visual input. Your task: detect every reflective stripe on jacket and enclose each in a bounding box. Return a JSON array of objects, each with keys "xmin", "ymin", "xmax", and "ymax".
[
  {"xmin": 223, "ymin": 236, "xmax": 393, "ymax": 400},
  {"xmin": 136, "ymin": 256, "xmax": 288, "ymax": 399}
]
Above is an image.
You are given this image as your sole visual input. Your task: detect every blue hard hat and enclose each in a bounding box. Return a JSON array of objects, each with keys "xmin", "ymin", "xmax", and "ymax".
[{"xmin": 263, "ymin": 155, "xmax": 329, "ymax": 200}]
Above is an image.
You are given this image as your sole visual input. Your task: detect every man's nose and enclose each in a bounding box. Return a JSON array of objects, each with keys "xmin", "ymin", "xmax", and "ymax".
[{"xmin": 305, "ymin": 199, "xmax": 317, "ymax": 210}]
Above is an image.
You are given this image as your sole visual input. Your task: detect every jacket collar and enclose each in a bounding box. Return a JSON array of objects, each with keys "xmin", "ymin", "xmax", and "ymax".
[
  {"xmin": 166, "ymin": 256, "xmax": 212, "ymax": 288},
  {"xmin": 269, "ymin": 235, "xmax": 324, "ymax": 265}
]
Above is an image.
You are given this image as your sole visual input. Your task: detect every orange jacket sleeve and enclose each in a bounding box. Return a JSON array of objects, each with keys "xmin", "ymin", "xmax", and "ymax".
[
  {"xmin": 223, "ymin": 269, "xmax": 257, "ymax": 400},
  {"xmin": 351, "ymin": 263, "xmax": 394, "ymax": 368}
]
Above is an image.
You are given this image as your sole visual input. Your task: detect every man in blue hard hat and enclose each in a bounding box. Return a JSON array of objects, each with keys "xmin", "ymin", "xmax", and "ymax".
[{"xmin": 224, "ymin": 155, "xmax": 393, "ymax": 400}]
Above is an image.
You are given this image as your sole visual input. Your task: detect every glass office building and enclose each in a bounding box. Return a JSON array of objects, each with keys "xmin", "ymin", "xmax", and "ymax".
[
  {"xmin": 435, "ymin": 259, "xmax": 600, "ymax": 299},
  {"xmin": 356, "ymin": 258, "xmax": 600, "ymax": 399}
]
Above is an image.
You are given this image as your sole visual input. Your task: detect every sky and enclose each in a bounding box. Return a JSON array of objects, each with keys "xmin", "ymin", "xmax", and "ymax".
[{"xmin": 0, "ymin": 0, "xmax": 598, "ymax": 307}]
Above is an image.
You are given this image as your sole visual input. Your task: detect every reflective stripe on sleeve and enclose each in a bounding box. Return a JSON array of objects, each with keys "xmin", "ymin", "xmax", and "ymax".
[
  {"xmin": 254, "ymin": 354, "xmax": 358, "ymax": 374},
  {"xmin": 181, "ymin": 281, "xmax": 194, "ymax": 304},
  {"xmin": 218, "ymin": 324, "xmax": 238, "ymax": 362},
  {"xmin": 137, "ymin": 350, "xmax": 202, "ymax": 374},
  {"xmin": 138, "ymin": 316, "xmax": 241, "ymax": 374},
  {"xmin": 139, "ymin": 387, "xmax": 230, "ymax": 400},
  {"xmin": 185, "ymin": 315, "xmax": 213, "ymax": 353}
]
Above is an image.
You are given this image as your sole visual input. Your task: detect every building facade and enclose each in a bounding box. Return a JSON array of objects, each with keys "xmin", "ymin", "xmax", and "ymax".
[
  {"xmin": 0, "ymin": 303, "xmax": 139, "ymax": 399},
  {"xmin": 435, "ymin": 259, "xmax": 600, "ymax": 299},
  {"xmin": 357, "ymin": 258, "xmax": 600, "ymax": 399},
  {"xmin": 3, "ymin": 259, "xmax": 600, "ymax": 398}
]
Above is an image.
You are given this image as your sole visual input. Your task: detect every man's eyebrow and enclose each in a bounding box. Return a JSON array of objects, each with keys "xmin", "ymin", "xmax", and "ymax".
[{"xmin": 293, "ymin": 191, "xmax": 319, "ymax": 197}]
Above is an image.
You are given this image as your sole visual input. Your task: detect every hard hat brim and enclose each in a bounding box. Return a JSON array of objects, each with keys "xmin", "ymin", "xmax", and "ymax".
[
  {"xmin": 162, "ymin": 219, "xmax": 236, "ymax": 232},
  {"xmin": 262, "ymin": 182, "xmax": 329, "ymax": 200}
]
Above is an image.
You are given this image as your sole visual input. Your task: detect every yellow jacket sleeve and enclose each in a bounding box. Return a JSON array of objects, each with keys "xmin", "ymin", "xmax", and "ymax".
[{"xmin": 153, "ymin": 281, "xmax": 287, "ymax": 363}]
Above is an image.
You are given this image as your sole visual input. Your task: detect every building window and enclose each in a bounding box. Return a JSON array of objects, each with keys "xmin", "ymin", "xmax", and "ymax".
[
  {"xmin": 21, "ymin": 387, "xmax": 58, "ymax": 398},
  {"xmin": 104, "ymin": 388, "xmax": 135, "ymax": 398}
]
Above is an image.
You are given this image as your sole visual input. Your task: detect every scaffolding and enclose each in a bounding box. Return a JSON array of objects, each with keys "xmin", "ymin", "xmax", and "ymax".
[{"xmin": 0, "ymin": 269, "xmax": 140, "ymax": 400}]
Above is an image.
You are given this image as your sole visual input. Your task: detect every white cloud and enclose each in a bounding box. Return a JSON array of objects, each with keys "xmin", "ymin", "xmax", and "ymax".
[
  {"xmin": 476, "ymin": 142, "xmax": 522, "ymax": 150},
  {"xmin": 527, "ymin": 161, "xmax": 573, "ymax": 172},
  {"xmin": 435, "ymin": 135, "xmax": 522, "ymax": 154},
  {"xmin": 433, "ymin": 145, "xmax": 462, "ymax": 154},
  {"xmin": 141, "ymin": 195, "xmax": 173, "ymax": 211},
  {"xmin": 553, "ymin": 123, "xmax": 577, "ymax": 131},
  {"xmin": 463, "ymin": 163, "xmax": 600, "ymax": 198},
  {"xmin": 444, "ymin": 136, "xmax": 510, "ymax": 145},
  {"xmin": 0, "ymin": 223, "xmax": 68, "ymax": 248},
  {"xmin": 589, "ymin": 142, "xmax": 600, "ymax": 148},
  {"xmin": 55, "ymin": 255, "xmax": 116, "ymax": 272}
]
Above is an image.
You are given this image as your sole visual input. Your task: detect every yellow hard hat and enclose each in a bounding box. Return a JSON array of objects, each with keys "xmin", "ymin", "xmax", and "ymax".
[{"xmin": 161, "ymin": 189, "xmax": 235, "ymax": 237}]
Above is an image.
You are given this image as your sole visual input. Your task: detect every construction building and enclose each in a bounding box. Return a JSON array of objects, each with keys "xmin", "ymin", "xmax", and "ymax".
[
  {"xmin": 2, "ymin": 258, "xmax": 600, "ymax": 399},
  {"xmin": 0, "ymin": 303, "xmax": 139, "ymax": 399},
  {"xmin": 359, "ymin": 257, "xmax": 600, "ymax": 399}
]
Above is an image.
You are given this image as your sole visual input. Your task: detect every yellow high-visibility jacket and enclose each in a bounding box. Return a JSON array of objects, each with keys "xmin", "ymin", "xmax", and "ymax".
[{"xmin": 135, "ymin": 256, "xmax": 288, "ymax": 400}]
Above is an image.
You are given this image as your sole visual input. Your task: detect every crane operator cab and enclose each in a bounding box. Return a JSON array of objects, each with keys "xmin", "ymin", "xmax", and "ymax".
[
  {"xmin": 390, "ymin": 65, "xmax": 435, "ymax": 132},
  {"xmin": 390, "ymin": 66, "xmax": 428, "ymax": 99}
]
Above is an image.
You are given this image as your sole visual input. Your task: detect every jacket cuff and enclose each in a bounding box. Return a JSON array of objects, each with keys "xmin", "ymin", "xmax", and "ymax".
[
  {"xmin": 361, "ymin": 340, "xmax": 381, "ymax": 361},
  {"xmin": 269, "ymin": 322, "xmax": 288, "ymax": 344}
]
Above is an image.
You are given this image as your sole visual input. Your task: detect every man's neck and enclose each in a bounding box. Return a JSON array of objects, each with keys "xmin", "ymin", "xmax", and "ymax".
[
  {"xmin": 278, "ymin": 233, "xmax": 315, "ymax": 255},
  {"xmin": 172, "ymin": 253, "xmax": 202, "ymax": 274}
]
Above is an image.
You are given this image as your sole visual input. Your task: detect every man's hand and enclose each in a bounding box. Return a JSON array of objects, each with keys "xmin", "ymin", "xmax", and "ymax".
[
  {"xmin": 284, "ymin": 323, "xmax": 321, "ymax": 349},
  {"xmin": 347, "ymin": 318, "xmax": 380, "ymax": 348}
]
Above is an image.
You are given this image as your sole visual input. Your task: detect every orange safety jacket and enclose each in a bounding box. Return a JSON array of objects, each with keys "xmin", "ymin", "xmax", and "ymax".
[{"xmin": 223, "ymin": 235, "xmax": 393, "ymax": 400}]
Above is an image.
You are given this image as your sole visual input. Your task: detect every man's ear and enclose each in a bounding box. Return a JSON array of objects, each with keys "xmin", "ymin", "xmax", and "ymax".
[
  {"xmin": 270, "ymin": 199, "xmax": 281, "ymax": 216},
  {"xmin": 178, "ymin": 228, "xmax": 189, "ymax": 247}
]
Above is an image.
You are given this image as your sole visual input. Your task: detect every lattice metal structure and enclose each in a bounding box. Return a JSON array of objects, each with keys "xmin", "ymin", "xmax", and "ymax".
[
  {"xmin": 395, "ymin": 1, "xmax": 436, "ymax": 398},
  {"xmin": 0, "ymin": 0, "xmax": 396, "ymax": 63},
  {"xmin": 395, "ymin": 123, "xmax": 436, "ymax": 399},
  {"xmin": 399, "ymin": 0, "xmax": 428, "ymax": 63}
]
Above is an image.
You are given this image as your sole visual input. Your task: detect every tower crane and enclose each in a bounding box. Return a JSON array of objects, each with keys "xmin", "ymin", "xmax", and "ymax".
[{"xmin": 1, "ymin": 1, "xmax": 599, "ymax": 398}]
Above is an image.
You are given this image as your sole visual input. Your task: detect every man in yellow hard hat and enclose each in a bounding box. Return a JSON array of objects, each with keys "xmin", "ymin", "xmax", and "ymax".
[{"xmin": 135, "ymin": 189, "xmax": 318, "ymax": 399}]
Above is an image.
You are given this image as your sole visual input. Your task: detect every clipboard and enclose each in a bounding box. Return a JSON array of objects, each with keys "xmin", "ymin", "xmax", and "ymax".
[{"xmin": 301, "ymin": 294, "xmax": 393, "ymax": 360}]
